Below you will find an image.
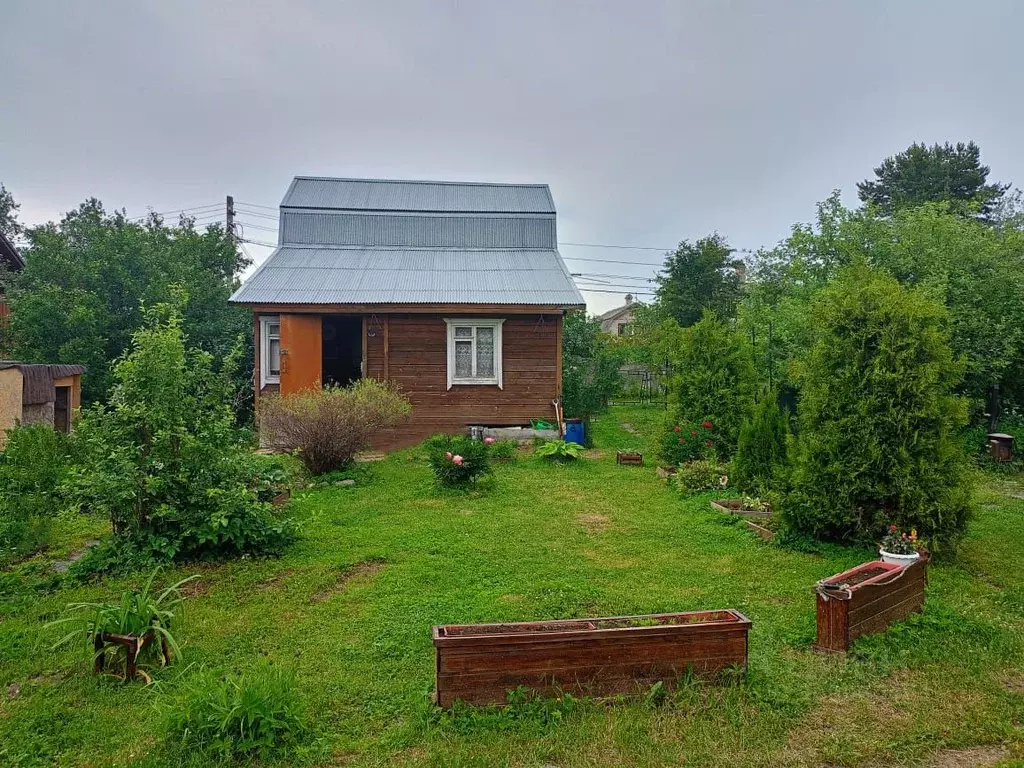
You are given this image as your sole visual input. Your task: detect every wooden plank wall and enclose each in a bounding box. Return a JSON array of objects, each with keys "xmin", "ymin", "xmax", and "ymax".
[{"xmin": 367, "ymin": 313, "xmax": 562, "ymax": 448}]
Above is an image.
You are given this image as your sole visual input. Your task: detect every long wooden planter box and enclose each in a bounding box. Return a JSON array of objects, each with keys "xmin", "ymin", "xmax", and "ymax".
[
  {"xmin": 710, "ymin": 499, "xmax": 772, "ymax": 519},
  {"xmin": 814, "ymin": 554, "xmax": 928, "ymax": 652},
  {"xmin": 432, "ymin": 609, "xmax": 752, "ymax": 708}
]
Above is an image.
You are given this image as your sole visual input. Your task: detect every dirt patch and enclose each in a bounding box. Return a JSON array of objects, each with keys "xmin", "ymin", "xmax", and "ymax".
[
  {"xmin": 576, "ymin": 513, "xmax": 612, "ymax": 534},
  {"xmin": 582, "ymin": 549, "xmax": 635, "ymax": 569},
  {"xmin": 620, "ymin": 423, "xmax": 637, "ymax": 433},
  {"xmin": 582, "ymin": 449, "xmax": 605, "ymax": 460},
  {"xmin": 927, "ymin": 746, "xmax": 1007, "ymax": 768},
  {"xmin": 355, "ymin": 452, "xmax": 386, "ymax": 463},
  {"xmin": 499, "ymin": 593, "xmax": 525, "ymax": 604},
  {"xmin": 1001, "ymin": 670, "xmax": 1024, "ymax": 692},
  {"xmin": 310, "ymin": 559, "xmax": 386, "ymax": 603},
  {"xmin": 180, "ymin": 578, "xmax": 210, "ymax": 598},
  {"xmin": 257, "ymin": 569, "xmax": 295, "ymax": 589}
]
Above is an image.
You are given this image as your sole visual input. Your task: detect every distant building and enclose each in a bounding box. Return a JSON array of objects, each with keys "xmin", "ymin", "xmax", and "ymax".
[
  {"xmin": 0, "ymin": 363, "xmax": 85, "ymax": 449},
  {"xmin": 596, "ymin": 294, "xmax": 637, "ymax": 336},
  {"xmin": 0, "ymin": 231, "xmax": 25, "ymax": 327}
]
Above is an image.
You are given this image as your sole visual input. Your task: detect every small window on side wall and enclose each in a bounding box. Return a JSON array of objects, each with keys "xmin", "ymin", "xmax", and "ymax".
[
  {"xmin": 260, "ymin": 315, "xmax": 281, "ymax": 386},
  {"xmin": 444, "ymin": 318, "xmax": 504, "ymax": 389}
]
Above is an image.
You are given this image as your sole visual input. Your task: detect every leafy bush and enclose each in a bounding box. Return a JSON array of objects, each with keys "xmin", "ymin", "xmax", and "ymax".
[
  {"xmin": 732, "ymin": 392, "xmax": 789, "ymax": 494},
  {"xmin": 488, "ymin": 438, "xmax": 519, "ymax": 461},
  {"xmin": 49, "ymin": 568, "xmax": 196, "ymax": 665},
  {"xmin": 66, "ymin": 305, "xmax": 295, "ymax": 566},
  {"xmin": 672, "ymin": 459, "xmax": 729, "ymax": 495},
  {"xmin": 161, "ymin": 664, "xmax": 309, "ymax": 760},
  {"xmin": 668, "ymin": 310, "xmax": 755, "ymax": 457},
  {"xmin": 535, "ymin": 439, "xmax": 584, "ymax": 461},
  {"xmin": 782, "ymin": 262, "xmax": 973, "ymax": 549},
  {"xmin": 260, "ymin": 379, "xmax": 411, "ymax": 475},
  {"xmin": 562, "ymin": 311, "xmax": 623, "ymax": 419},
  {"xmin": 659, "ymin": 419, "xmax": 716, "ymax": 466},
  {"xmin": 426, "ymin": 434, "xmax": 492, "ymax": 487},
  {"xmin": 0, "ymin": 425, "xmax": 73, "ymax": 563}
]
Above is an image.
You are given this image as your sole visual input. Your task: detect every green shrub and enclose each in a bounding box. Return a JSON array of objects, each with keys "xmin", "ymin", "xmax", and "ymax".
[
  {"xmin": 669, "ymin": 311, "xmax": 755, "ymax": 457},
  {"xmin": 426, "ymin": 434, "xmax": 492, "ymax": 487},
  {"xmin": 659, "ymin": 419, "xmax": 716, "ymax": 466},
  {"xmin": 48, "ymin": 568, "xmax": 195, "ymax": 666},
  {"xmin": 562, "ymin": 311, "xmax": 623, "ymax": 419},
  {"xmin": 535, "ymin": 439, "xmax": 584, "ymax": 461},
  {"xmin": 0, "ymin": 425, "xmax": 73, "ymax": 563},
  {"xmin": 260, "ymin": 379, "xmax": 411, "ymax": 475},
  {"xmin": 782, "ymin": 262, "xmax": 972, "ymax": 549},
  {"xmin": 488, "ymin": 438, "xmax": 519, "ymax": 461},
  {"xmin": 732, "ymin": 392, "xmax": 790, "ymax": 494},
  {"xmin": 161, "ymin": 664, "xmax": 309, "ymax": 760},
  {"xmin": 65, "ymin": 305, "xmax": 295, "ymax": 566},
  {"xmin": 672, "ymin": 459, "xmax": 729, "ymax": 495}
]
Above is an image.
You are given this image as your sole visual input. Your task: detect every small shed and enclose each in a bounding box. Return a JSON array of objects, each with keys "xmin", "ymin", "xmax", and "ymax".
[{"xmin": 0, "ymin": 362, "xmax": 85, "ymax": 449}]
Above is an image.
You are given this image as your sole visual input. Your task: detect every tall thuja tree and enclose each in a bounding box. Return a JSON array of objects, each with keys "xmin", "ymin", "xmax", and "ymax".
[
  {"xmin": 3, "ymin": 199, "xmax": 251, "ymax": 407},
  {"xmin": 733, "ymin": 392, "xmax": 789, "ymax": 495},
  {"xmin": 669, "ymin": 310, "xmax": 755, "ymax": 457},
  {"xmin": 857, "ymin": 141, "xmax": 1008, "ymax": 221},
  {"xmin": 655, "ymin": 234, "xmax": 744, "ymax": 327},
  {"xmin": 784, "ymin": 261, "xmax": 971, "ymax": 549}
]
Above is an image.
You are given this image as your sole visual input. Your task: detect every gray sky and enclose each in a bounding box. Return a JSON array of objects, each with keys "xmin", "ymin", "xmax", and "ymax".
[{"xmin": 3, "ymin": 1, "xmax": 1022, "ymax": 313}]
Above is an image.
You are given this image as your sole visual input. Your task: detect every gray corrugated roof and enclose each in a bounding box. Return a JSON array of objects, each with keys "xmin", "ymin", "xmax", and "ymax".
[
  {"xmin": 281, "ymin": 177, "xmax": 555, "ymax": 214},
  {"xmin": 230, "ymin": 247, "xmax": 585, "ymax": 307}
]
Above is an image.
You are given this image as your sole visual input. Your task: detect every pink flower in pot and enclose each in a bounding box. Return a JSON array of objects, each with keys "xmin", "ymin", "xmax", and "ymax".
[
  {"xmin": 484, "ymin": 437, "xmax": 495, "ymax": 445},
  {"xmin": 452, "ymin": 455, "xmax": 464, "ymax": 465}
]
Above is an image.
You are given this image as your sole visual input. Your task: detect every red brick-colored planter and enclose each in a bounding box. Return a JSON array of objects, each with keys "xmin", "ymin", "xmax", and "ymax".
[
  {"xmin": 813, "ymin": 554, "xmax": 928, "ymax": 652},
  {"xmin": 432, "ymin": 609, "xmax": 752, "ymax": 708},
  {"xmin": 616, "ymin": 451, "xmax": 644, "ymax": 466}
]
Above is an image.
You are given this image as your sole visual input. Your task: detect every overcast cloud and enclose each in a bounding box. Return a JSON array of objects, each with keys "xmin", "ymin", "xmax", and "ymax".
[{"xmin": 3, "ymin": 0, "xmax": 1022, "ymax": 312}]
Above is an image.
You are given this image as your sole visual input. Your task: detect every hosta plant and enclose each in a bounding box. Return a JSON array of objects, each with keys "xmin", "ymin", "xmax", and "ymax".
[{"xmin": 535, "ymin": 439, "xmax": 584, "ymax": 461}]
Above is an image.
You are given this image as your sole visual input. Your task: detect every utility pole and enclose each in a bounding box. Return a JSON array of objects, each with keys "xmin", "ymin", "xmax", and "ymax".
[{"xmin": 226, "ymin": 195, "xmax": 235, "ymax": 244}]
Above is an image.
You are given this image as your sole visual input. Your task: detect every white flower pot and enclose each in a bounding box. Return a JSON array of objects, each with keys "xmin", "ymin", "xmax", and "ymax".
[{"xmin": 879, "ymin": 549, "xmax": 920, "ymax": 567}]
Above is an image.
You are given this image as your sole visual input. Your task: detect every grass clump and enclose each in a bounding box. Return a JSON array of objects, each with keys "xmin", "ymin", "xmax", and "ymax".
[{"xmin": 160, "ymin": 663, "xmax": 310, "ymax": 761}]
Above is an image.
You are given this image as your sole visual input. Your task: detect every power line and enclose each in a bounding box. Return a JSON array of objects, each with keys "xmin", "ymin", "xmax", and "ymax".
[
  {"xmin": 127, "ymin": 203, "xmax": 222, "ymax": 222},
  {"xmin": 235, "ymin": 200, "xmax": 278, "ymax": 211}
]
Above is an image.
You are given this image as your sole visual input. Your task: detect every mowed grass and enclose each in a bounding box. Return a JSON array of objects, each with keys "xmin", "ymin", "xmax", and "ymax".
[{"xmin": 1, "ymin": 406, "xmax": 1023, "ymax": 767}]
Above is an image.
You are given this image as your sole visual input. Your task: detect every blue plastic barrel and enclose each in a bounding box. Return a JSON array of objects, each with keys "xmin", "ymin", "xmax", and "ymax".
[{"xmin": 564, "ymin": 418, "xmax": 585, "ymax": 445}]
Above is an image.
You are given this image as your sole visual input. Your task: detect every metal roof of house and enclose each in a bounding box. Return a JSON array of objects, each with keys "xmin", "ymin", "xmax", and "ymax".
[
  {"xmin": 230, "ymin": 247, "xmax": 585, "ymax": 307},
  {"xmin": 281, "ymin": 177, "xmax": 556, "ymax": 214},
  {"xmin": 0, "ymin": 231, "xmax": 24, "ymax": 270}
]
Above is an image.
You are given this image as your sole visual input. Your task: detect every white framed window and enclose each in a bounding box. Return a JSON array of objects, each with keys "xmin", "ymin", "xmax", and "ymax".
[
  {"xmin": 444, "ymin": 318, "xmax": 504, "ymax": 389},
  {"xmin": 260, "ymin": 315, "xmax": 281, "ymax": 386}
]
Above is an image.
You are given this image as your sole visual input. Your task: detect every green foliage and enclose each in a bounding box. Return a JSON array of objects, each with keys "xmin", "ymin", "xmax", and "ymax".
[
  {"xmin": 672, "ymin": 459, "xmax": 729, "ymax": 495},
  {"xmin": 668, "ymin": 311, "xmax": 755, "ymax": 457},
  {"xmin": 659, "ymin": 419, "xmax": 715, "ymax": 466},
  {"xmin": 535, "ymin": 439, "xmax": 584, "ymax": 461},
  {"xmin": 857, "ymin": 141, "xmax": 1008, "ymax": 220},
  {"xmin": 259, "ymin": 380, "xmax": 411, "ymax": 475},
  {"xmin": 561, "ymin": 311, "xmax": 623, "ymax": 418},
  {"xmin": 487, "ymin": 438, "xmax": 519, "ymax": 461},
  {"xmin": 2, "ymin": 199, "xmax": 251, "ymax": 408},
  {"xmin": 66, "ymin": 305, "xmax": 294, "ymax": 566},
  {"xmin": 0, "ymin": 182, "xmax": 23, "ymax": 240},
  {"xmin": 732, "ymin": 392, "xmax": 789, "ymax": 494},
  {"xmin": 0, "ymin": 426, "xmax": 73, "ymax": 563},
  {"xmin": 160, "ymin": 663, "xmax": 309, "ymax": 760},
  {"xmin": 782, "ymin": 262, "xmax": 973, "ymax": 548},
  {"xmin": 426, "ymin": 434, "xmax": 492, "ymax": 487},
  {"xmin": 48, "ymin": 568, "xmax": 195, "ymax": 665},
  {"xmin": 655, "ymin": 234, "xmax": 744, "ymax": 327}
]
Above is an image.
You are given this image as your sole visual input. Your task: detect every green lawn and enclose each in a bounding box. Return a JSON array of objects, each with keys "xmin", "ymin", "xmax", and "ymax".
[{"xmin": 2, "ymin": 407, "xmax": 1023, "ymax": 767}]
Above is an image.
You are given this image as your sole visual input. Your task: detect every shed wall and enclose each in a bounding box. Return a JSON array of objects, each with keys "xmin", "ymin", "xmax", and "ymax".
[{"xmin": 0, "ymin": 367, "xmax": 23, "ymax": 450}]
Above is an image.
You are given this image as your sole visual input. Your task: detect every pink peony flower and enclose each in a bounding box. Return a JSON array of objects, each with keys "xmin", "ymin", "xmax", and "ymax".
[
  {"xmin": 673, "ymin": 426, "xmax": 681, "ymax": 433},
  {"xmin": 445, "ymin": 451, "xmax": 453, "ymax": 459},
  {"xmin": 702, "ymin": 420, "xmax": 713, "ymax": 429},
  {"xmin": 484, "ymin": 437, "xmax": 495, "ymax": 445},
  {"xmin": 452, "ymin": 455, "xmax": 464, "ymax": 465}
]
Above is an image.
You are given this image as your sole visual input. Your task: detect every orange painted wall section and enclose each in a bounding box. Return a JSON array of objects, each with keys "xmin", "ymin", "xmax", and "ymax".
[{"xmin": 280, "ymin": 314, "xmax": 322, "ymax": 394}]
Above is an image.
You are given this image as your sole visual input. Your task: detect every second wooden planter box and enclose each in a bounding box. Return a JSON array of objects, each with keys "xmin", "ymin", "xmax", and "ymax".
[
  {"xmin": 433, "ymin": 609, "xmax": 751, "ymax": 707},
  {"xmin": 814, "ymin": 554, "xmax": 928, "ymax": 652}
]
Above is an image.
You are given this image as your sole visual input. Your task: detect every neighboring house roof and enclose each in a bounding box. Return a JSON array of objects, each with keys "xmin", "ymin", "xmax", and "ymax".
[
  {"xmin": 0, "ymin": 362, "xmax": 86, "ymax": 405},
  {"xmin": 281, "ymin": 176, "xmax": 556, "ymax": 213},
  {"xmin": 595, "ymin": 299, "xmax": 636, "ymax": 324},
  {"xmin": 0, "ymin": 231, "xmax": 25, "ymax": 271},
  {"xmin": 232, "ymin": 176, "xmax": 584, "ymax": 308}
]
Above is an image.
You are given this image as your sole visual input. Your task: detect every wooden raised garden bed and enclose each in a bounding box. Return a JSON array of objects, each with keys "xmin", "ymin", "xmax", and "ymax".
[
  {"xmin": 432, "ymin": 609, "xmax": 752, "ymax": 708},
  {"xmin": 710, "ymin": 499, "xmax": 771, "ymax": 519},
  {"xmin": 616, "ymin": 451, "xmax": 644, "ymax": 466},
  {"xmin": 813, "ymin": 554, "xmax": 928, "ymax": 652}
]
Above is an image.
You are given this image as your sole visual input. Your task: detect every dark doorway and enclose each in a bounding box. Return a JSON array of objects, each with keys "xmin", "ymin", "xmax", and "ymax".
[
  {"xmin": 54, "ymin": 386, "xmax": 70, "ymax": 432},
  {"xmin": 322, "ymin": 315, "xmax": 363, "ymax": 387}
]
